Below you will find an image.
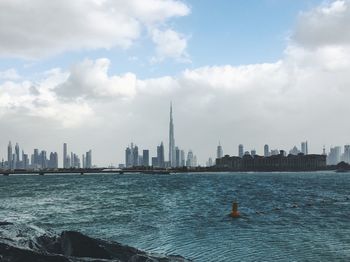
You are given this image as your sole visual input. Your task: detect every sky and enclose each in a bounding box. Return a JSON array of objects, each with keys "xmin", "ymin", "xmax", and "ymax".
[{"xmin": 1, "ymin": 0, "xmax": 350, "ymax": 166}]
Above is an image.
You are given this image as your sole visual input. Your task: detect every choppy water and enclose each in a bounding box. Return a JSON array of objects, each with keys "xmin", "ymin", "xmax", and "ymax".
[{"xmin": 1, "ymin": 172, "xmax": 350, "ymax": 261}]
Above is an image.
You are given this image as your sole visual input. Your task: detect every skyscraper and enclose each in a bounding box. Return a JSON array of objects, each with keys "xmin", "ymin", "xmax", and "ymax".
[
  {"xmin": 175, "ymin": 147, "xmax": 180, "ymax": 167},
  {"xmin": 15, "ymin": 143, "xmax": 20, "ymax": 165},
  {"xmin": 63, "ymin": 143, "xmax": 68, "ymax": 168},
  {"xmin": 238, "ymin": 144, "xmax": 244, "ymax": 158},
  {"xmin": 217, "ymin": 142, "xmax": 223, "ymax": 158},
  {"xmin": 125, "ymin": 146, "xmax": 132, "ymax": 167},
  {"xmin": 7, "ymin": 141, "xmax": 12, "ymax": 170},
  {"xmin": 264, "ymin": 144, "xmax": 270, "ymax": 157},
  {"xmin": 301, "ymin": 141, "xmax": 308, "ymax": 155},
  {"xmin": 169, "ymin": 102, "xmax": 176, "ymax": 167},
  {"xmin": 157, "ymin": 142, "xmax": 165, "ymax": 168},
  {"xmin": 86, "ymin": 150, "xmax": 92, "ymax": 168},
  {"xmin": 142, "ymin": 149, "xmax": 149, "ymax": 167}
]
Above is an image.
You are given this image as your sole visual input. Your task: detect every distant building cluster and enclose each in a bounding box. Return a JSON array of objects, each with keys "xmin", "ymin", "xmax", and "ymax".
[
  {"xmin": 327, "ymin": 145, "xmax": 350, "ymax": 165},
  {"xmin": 216, "ymin": 150, "xmax": 326, "ymax": 171},
  {"xmin": 1, "ymin": 142, "xmax": 92, "ymax": 170},
  {"xmin": 1, "ymin": 141, "xmax": 58, "ymax": 170},
  {"xmin": 63, "ymin": 143, "xmax": 92, "ymax": 169},
  {"xmin": 123, "ymin": 103, "xmax": 197, "ymax": 169}
]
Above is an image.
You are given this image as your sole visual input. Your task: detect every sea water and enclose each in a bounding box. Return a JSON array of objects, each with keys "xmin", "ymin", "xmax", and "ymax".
[{"xmin": 1, "ymin": 172, "xmax": 350, "ymax": 261}]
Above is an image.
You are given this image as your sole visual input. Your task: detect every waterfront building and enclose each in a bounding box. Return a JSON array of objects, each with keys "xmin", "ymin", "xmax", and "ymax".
[
  {"xmin": 186, "ymin": 150, "xmax": 194, "ymax": 167},
  {"xmin": 342, "ymin": 145, "xmax": 350, "ymax": 164},
  {"xmin": 48, "ymin": 152, "xmax": 58, "ymax": 169},
  {"xmin": 217, "ymin": 142, "xmax": 223, "ymax": 159},
  {"xmin": 175, "ymin": 147, "xmax": 180, "ymax": 167},
  {"xmin": 132, "ymin": 145, "xmax": 139, "ymax": 166},
  {"xmin": 301, "ymin": 141, "xmax": 308, "ymax": 155},
  {"xmin": 86, "ymin": 150, "xmax": 92, "ymax": 168},
  {"xmin": 125, "ymin": 146, "xmax": 132, "ymax": 167},
  {"xmin": 216, "ymin": 151, "xmax": 326, "ymax": 171},
  {"xmin": 157, "ymin": 142, "xmax": 165, "ymax": 168},
  {"xmin": 15, "ymin": 143, "xmax": 20, "ymax": 164},
  {"xmin": 142, "ymin": 150, "xmax": 149, "ymax": 167},
  {"xmin": 125, "ymin": 144, "xmax": 138, "ymax": 167},
  {"xmin": 169, "ymin": 103, "xmax": 176, "ymax": 167},
  {"xmin": 180, "ymin": 150, "xmax": 185, "ymax": 167},
  {"xmin": 238, "ymin": 144, "xmax": 244, "ymax": 158},
  {"xmin": 327, "ymin": 146, "xmax": 341, "ymax": 165},
  {"xmin": 151, "ymin": 157, "xmax": 158, "ymax": 167},
  {"xmin": 40, "ymin": 150, "xmax": 47, "ymax": 168},
  {"xmin": 82, "ymin": 154, "xmax": 85, "ymax": 168},
  {"xmin": 63, "ymin": 143, "xmax": 68, "ymax": 168},
  {"xmin": 7, "ymin": 141, "xmax": 12, "ymax": 170},
  {"xmin": 264, "ymin": 144, "xmax": 270, "ymax": 157}
]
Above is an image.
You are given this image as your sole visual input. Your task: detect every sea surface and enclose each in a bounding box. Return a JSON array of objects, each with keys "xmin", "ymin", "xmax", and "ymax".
[{"xmin": 1, "ymin": 172, "xmax": 350, "ymax": 261}]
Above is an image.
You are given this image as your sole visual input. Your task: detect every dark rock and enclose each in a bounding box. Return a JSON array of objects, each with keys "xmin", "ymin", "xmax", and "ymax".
[
  {"xmin": 0, "ymin": 243, "xmax": 71, "ymax": 262},
  {"xmin": 0, "ymin": 223, "xmax": 191, "ymax": 262}
]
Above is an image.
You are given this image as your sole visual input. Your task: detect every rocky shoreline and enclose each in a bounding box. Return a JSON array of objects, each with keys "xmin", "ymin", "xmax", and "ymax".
[{"xmin": 0, "ymin": 222, "xmax": 190, "ymax": 262}]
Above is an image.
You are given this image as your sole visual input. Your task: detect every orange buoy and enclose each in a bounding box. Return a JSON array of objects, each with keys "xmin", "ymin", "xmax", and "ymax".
[{"xmin": 230, "ymin": 201, "xmax": 240, "ymax": 218}]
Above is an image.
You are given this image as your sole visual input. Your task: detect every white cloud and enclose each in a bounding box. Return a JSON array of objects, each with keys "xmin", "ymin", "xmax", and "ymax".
[
  {"xmin": 293, "ymin": 0, "xmax": 350, "ymax": 48},
  {"xmin": 56, "ymin": 58, "xmax": 137, "ymax": 99},
  {"xmin": 151, "ymin": 28, "xmax": 190, "ymax": 63},
  {"xmin": 0, "ymin": 0, "xmax": 190, "ymax": 59},
  {"xmin": 0, "ymin": 70, "xmax": 94, "ymax": 128},
  {"xmin": 0, "ymin": 69, "xmax": 20, "ymax": 80}
]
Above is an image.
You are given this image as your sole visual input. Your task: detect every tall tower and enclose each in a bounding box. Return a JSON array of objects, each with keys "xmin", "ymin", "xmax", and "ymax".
[
  {"xmin": 217, "ymin": 142, "xmax": 223, "ymax": 158},
  {"xmin": 169, "ymin": 102, "xmax": 176, "ymax": 167},
  {"xmin": 7, "ymin": 141, "xmax": 12, "ymax": 170},
  {"xmin": 63, "ymin": 143, "xmax": 67, "ymax": 168}
]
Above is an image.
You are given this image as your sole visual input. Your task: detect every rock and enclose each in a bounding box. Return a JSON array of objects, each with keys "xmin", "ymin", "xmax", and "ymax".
[{"xmin": 0, "ymin": 223, "xmax": 191, "ymax": 262}]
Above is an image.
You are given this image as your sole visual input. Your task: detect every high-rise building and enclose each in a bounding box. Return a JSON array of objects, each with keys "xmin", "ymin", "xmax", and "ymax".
[
  {"xmin": 175, "ymin": 147, "xmax": 180, "ymax": 167},
  {"xmin": 40, "ymin": 150, "xmax": 47, "ymax": 168},
  {"xmin": 327, "ymin": 146, "xmax": 341, "ymax": 165},
  {"xmin": 186, "ymin": 150, "xmax": 194, "ymax": 167},
  {"xmin": 48, "ymin": 152, "xmax": 58, "ymax": 169},
  {"xmin": 125, "ymin": 146, "xmax": 132, "ymax": 167},
  {"xmin": 217, "ymin": 142, "xmax": 223, "ymax": 158},
  {"xmin": 151, "ymin": 157, "xmax": 158, "ymax": 167},
  {"xmin": 15, "ymin": 143, "xmax": 20, "ymax": 163},
  {"xmin": 301, "ymin": 141, "xmax": 308, "ymax": 155},
  {"xmin": 169, "ymin": 102, "xmax": 176, "ymax": 167},
  {"xmin": 180, "ymin": 150, "xmax": 185, "ymax": 167},
  {"xmin": 132, "ymin": 145, "xmax": 139, "ymax": 166},
  {"xmin": 157, "ymin": 142, "xmax": 165, "ymax": 168},
  {"xmin": 238, "ymin": 144, "xmax": 244, "ymax": 158},
  {"xmin": 85, "ymin": 150, "xmax": 92, "ymax": 168},
  {"xmin": 7, "ymin": 141, "xmax": 12, "ymax": 169},
  {"xmin": 63, "ymin": 143, "xmax": 68, "ymax": 168},
  {"xmin": 82, "ymin": 154, "xmax": 85, "ymax": 168},
  {"xmin": 264, "ymin": 144, "xmax": 270, "ymax": 157},
  {"xmin": 142, "ymin": 150, "xmax": 149, "ymax": 167},
  {"xmin": 33, "ymin": 149, "xmax": 39, "ymax": 167},
  {"xmin": 23, "ymin": 153, "xmax": 29, "ymax": 169},
  {"xmin": 343, "ymin": 145, "xmax": 350, "ymax": 164}
]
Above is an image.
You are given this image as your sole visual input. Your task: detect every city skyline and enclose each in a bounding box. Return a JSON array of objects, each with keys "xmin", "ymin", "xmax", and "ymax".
[{"xmin": 1, "ymin": 1, "xmax": 350, "ymax": 166}]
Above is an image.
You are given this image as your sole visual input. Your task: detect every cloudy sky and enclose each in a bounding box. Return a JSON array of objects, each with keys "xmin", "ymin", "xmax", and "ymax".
[{"xmin": 1, "ymin": 0, "xmax": 350, "ymax": 166}]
